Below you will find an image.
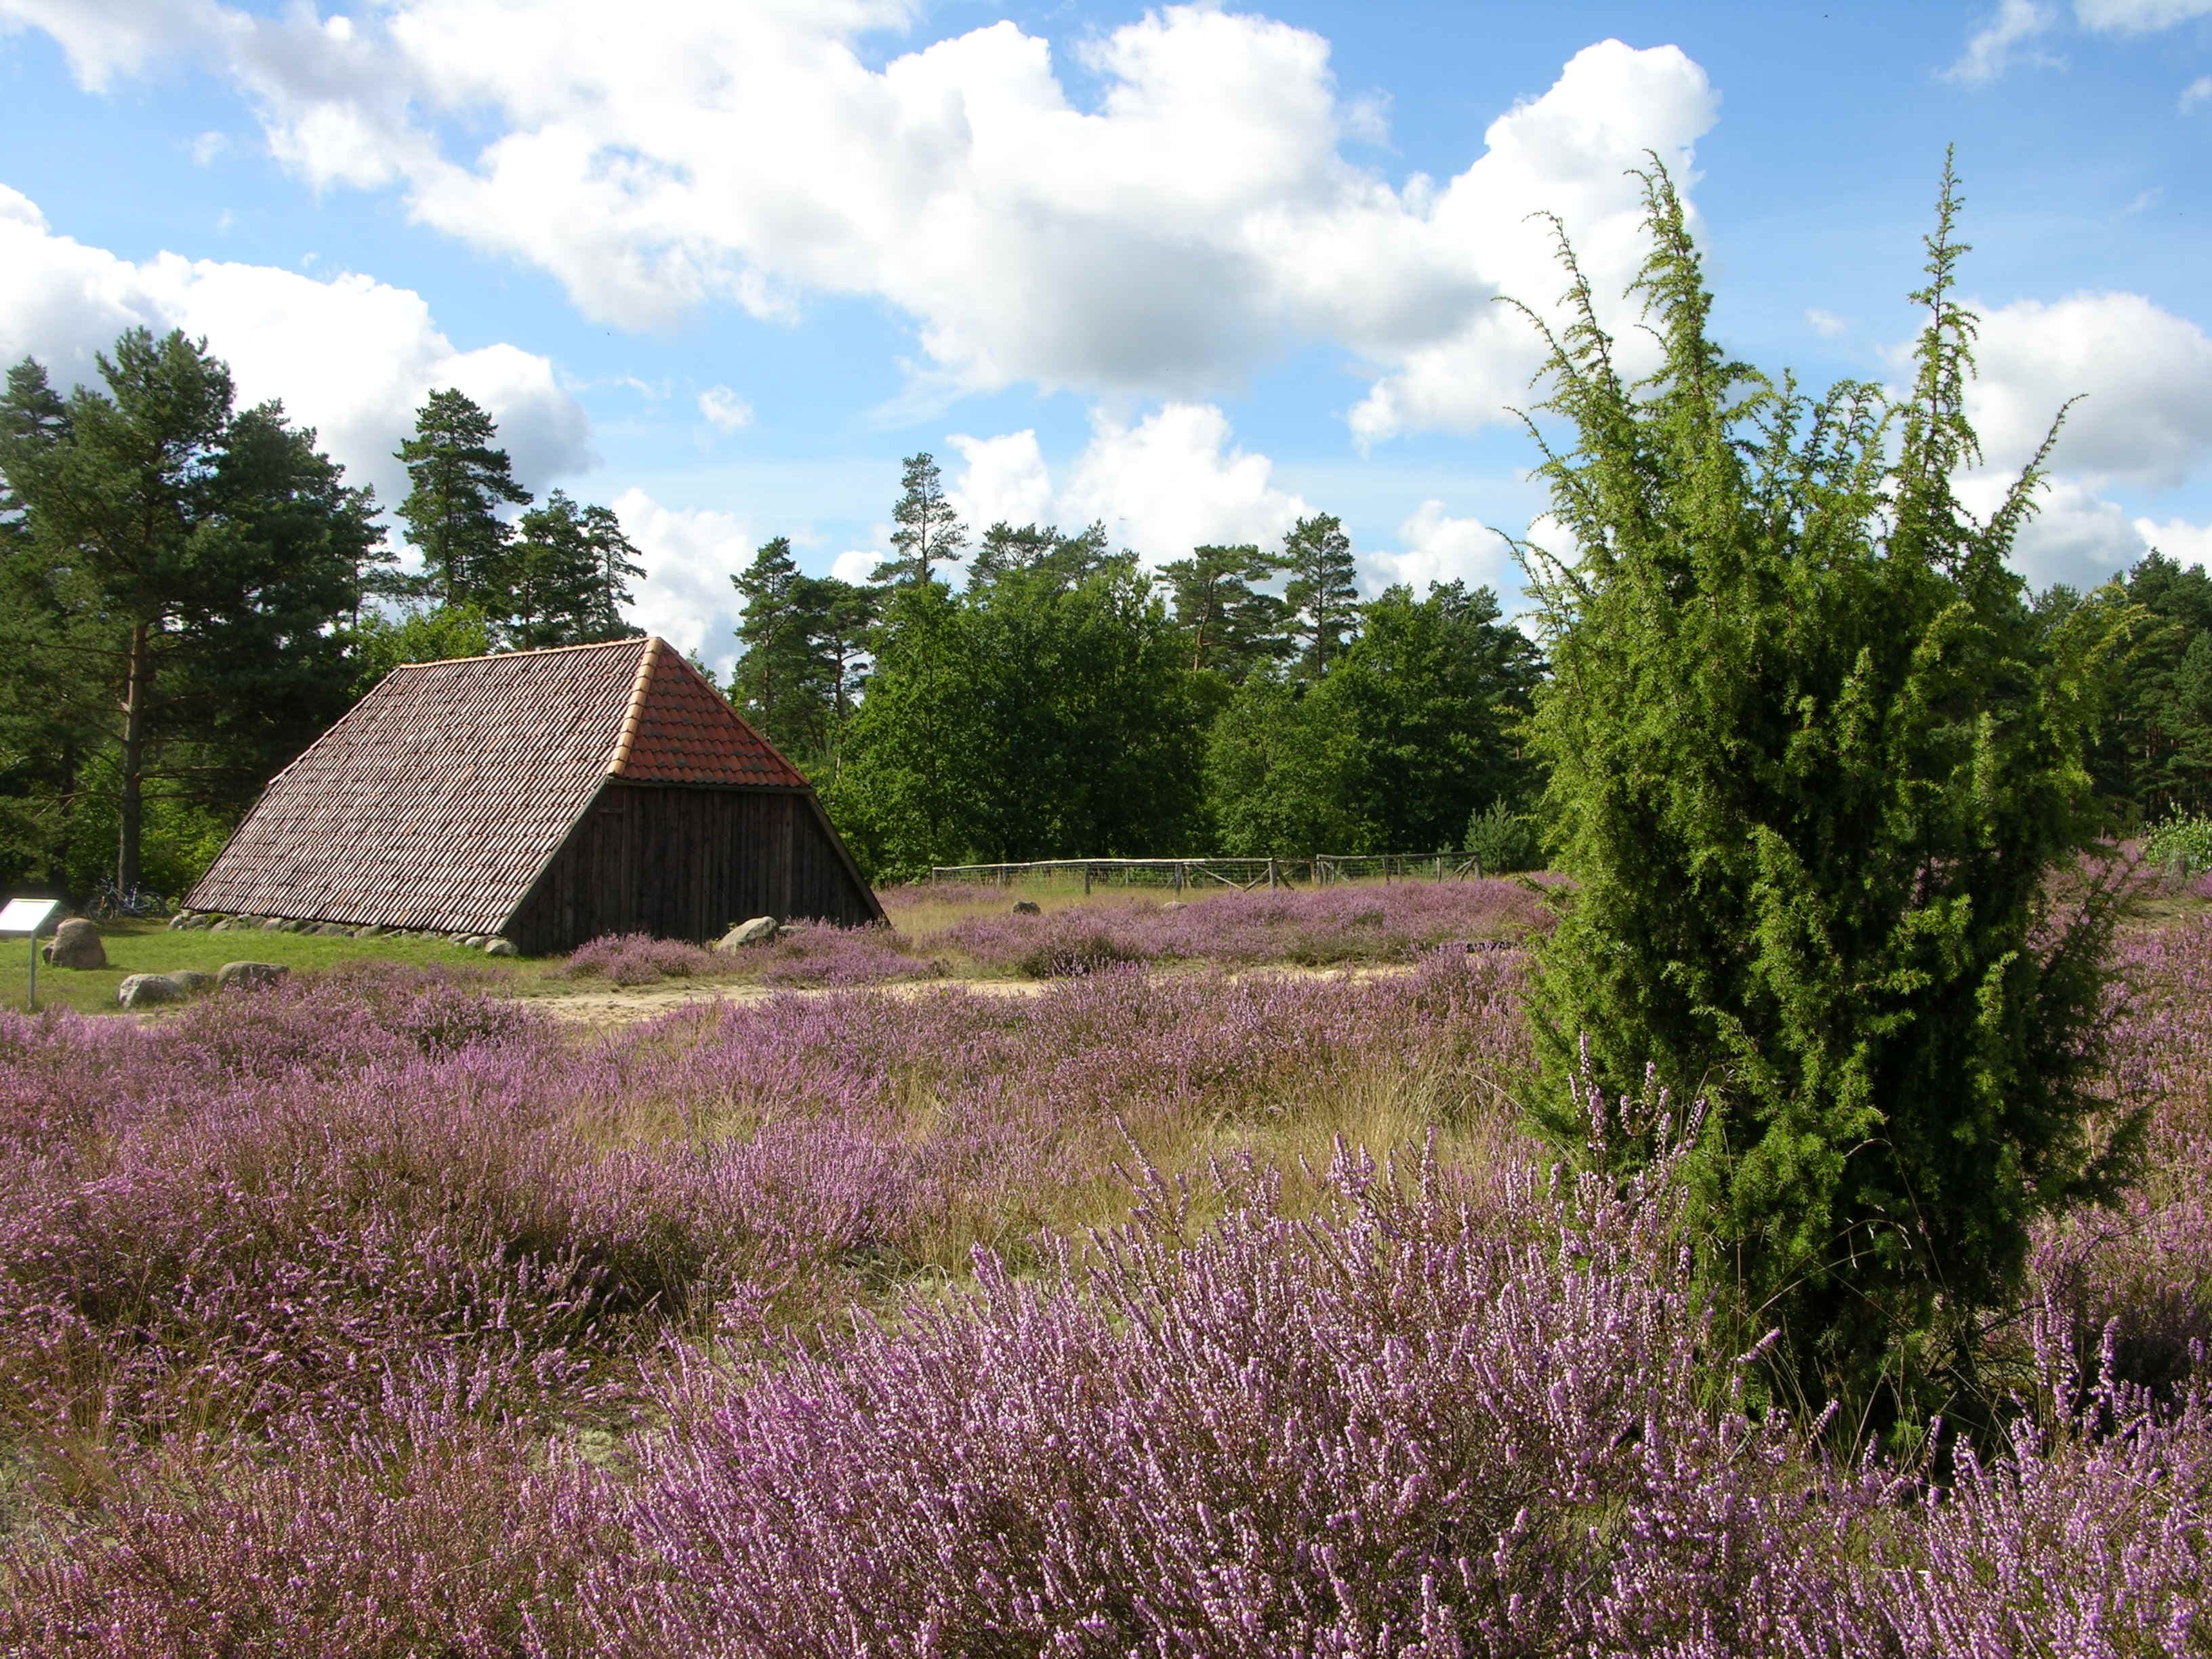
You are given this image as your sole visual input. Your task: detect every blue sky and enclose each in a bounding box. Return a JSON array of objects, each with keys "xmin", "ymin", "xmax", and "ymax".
[{"xmin": 2, "ymin": 0, "xmax": 2207, "ymax": 672}]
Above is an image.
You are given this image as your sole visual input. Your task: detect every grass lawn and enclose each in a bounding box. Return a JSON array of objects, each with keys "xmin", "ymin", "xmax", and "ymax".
[{"xmin": 0, "ymin": 920, "xmax": 539, "ymax": 1017}]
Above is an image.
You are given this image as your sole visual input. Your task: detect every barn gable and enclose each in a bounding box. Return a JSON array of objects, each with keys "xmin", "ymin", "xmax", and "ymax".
[{"xmin": 185, "ymin": 636, "xmax": 879, "ymax": 943}]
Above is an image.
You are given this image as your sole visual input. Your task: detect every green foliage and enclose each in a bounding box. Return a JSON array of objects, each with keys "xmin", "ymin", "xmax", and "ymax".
[
  {"xmin": 2081, "ymin": 551, "xmax": 2212, "ymax": 821},
  {"xmin": 872, "ymin": 451, "xmax": 966, "ymax": 590},
  {"xmin": 345, "ymin": 604, "xmax": 496, "ymax": 693},
  {"xmin": 729, "ymin": 537, "xmax": 876, "ymax": 771},
  {"xmin": 1280, "ymin": 512, "xmax": 1360, "ymax": 678},
  {"xmin": 0, "ymin": 328, "xmax": 380, "ymax": 893},
  {"xmin": 2142, "ymin": 806, "xmax": 2212, "ymax": 878},
  {"xmin": 1159, "ymin": 543, "xmax": 1290, "ymax": 681},
  {"xmin": 508, "ymin": 490, "xmax": 644, "ymax": 649},
  {"xmin": 1464, "ymin": 800, "xmax": 1541, "ymax": 874},
  {"xmin": 1206, "ymin": 581, "xmax": 1540, "ymax": 856},
  {"xmin": 969, "ymin": 520, "xmax": 1115, "ymax": 591},
  {"xmin": 390, "ymin": 388, "xmax": 531, "ymax": 612},
  {"xmin": 1516, "ymin": 157, "xmax": 2133, "ymax": 1427},
  {"xmin": 825, "ymin": 567, "xmax": 1206, "ymax": 880}
]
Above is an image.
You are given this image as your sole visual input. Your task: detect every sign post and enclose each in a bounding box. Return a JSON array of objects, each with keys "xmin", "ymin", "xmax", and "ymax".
[{"xmin": 0, "ymin": 899, "xmax": 62, "ymax": 1012}]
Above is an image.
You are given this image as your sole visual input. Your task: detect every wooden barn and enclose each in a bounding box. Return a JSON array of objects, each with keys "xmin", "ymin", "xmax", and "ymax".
[{"xmin": 185, "ymin": 636, "xmax": 882, "ymax": 952}]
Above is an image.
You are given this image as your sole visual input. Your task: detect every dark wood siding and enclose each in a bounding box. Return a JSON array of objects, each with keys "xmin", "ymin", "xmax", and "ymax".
[{"xmin": 507, "ymin": 783, "xmax": 879, "ymax": 953}]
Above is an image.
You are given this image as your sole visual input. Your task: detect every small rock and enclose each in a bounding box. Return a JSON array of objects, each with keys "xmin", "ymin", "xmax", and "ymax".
[
  {"xmin": 210, "ymin": 919, "xmax": 232, "ymax": 933},
  {"xmin": 1012, "ymin": 900, "xmax": 1042, "ymax": 916},
  {"xmin": 1159, "ymin": 901, "xmax": 1187, "ymax": 914},
  {"xmin": 218, "ymin": 960, "xmax": 289, "ymax": 991},
  {"xmin": 45, "ymin": 918, "xmax": 106, "ymax": 970},
  {"xmin": 714, "ymin": 916, "xmax": 781, "ymax": 952},
  {"xmin": 260, "ymin": 917, "xmax": 289, "ymax": 931},
  {"xmin": 313, "ymin": 922, "xmax": 352, "ymax": 937},
  {"xmin": 167, "ymin": 913, "xmax": 191, "ymax": 930},
  {"xmin": 483, "ymin": 938, "xmax": 517, "ymax": 957}
]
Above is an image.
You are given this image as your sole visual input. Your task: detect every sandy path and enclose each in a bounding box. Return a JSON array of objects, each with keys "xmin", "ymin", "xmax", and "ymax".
[{"xmin": 526, "ymin": 960, "xmax": 1431, "ymax": 1029}]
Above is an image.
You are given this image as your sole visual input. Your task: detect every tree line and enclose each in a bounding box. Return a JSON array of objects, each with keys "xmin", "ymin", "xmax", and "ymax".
[
  {"xmin": 5, "ymin": 320, "xmax": 2212, "ymax": 906},
  {"xmin": 726, "ymin": 454, "xmax": 1545, "ymax": 881}
]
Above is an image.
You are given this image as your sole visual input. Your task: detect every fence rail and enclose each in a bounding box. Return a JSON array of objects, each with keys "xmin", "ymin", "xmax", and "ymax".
[{"xmin": 927, "ymin": 854, "xmax": 1484, "ymax": 893}]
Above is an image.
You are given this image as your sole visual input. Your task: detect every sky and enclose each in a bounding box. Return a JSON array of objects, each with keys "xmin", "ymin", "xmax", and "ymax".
[{"xmin": 1, "ymin": 0, "xmax": 2207, "ymax": 676}]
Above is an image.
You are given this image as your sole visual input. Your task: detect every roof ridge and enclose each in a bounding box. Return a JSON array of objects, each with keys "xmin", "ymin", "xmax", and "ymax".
[
  {"xmin": 393, "ymin": 634, "xmax": 653, "ymax": 670},
  {"xmin": 607, "ymin": 635, "xmax": 665, "ymax": 774}
]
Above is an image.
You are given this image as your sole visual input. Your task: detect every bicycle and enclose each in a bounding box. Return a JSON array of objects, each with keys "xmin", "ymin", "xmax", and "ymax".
[{"xmin": 85, "ymin": 881, "xmax": 171, "ymax": 922}]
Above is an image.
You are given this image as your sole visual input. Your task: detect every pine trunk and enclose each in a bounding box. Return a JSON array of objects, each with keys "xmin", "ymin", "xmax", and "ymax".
[{"xmin": 117, "ymin": 620, "xmax": 150, "ymax": 893}]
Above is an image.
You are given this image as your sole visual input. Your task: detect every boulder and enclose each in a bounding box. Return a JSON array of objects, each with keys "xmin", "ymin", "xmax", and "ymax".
[
  {"xmin": 483, "ymin": 938, "xmax": 517, "ymax": 958},
  {"xmin": 1159, "ymin": 901, "xmax": 1187, "ymax": 915},
  {"xmin": 218, "ymin": 960, "xmax": 289, "ymax": 991},
  {"xmin": 116, "ymin": 970, "xmax": 213, "ymax": 1010},
  {"xmin": 313, "ymin": 922, "xmax": 352, "ymax": 937},
  {"xmin": 260, "ymin": 917, "xmax": 290, "ymax": 931},
  {"xmin": 45, "ymin": 918, "xmax": 106, "ymax": 970},
  {"xmin": 167, "ymin": 912, "xmax": 192, "ymax": 930},
  {"xmin": 714, "ymin": 916, "xmax": 781, "ymax": 952},
  {"xmin": 1012, "ymin": 900, "xmax": 1042, "ymax": 916}
]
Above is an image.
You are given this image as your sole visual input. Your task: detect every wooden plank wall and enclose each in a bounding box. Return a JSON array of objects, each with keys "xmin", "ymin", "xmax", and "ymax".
[{"xmin": 509, "ymin": 784, "xmax": 878, "ymax": 952}]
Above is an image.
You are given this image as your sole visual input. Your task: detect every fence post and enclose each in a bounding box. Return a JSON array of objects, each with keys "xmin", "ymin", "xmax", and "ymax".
[
  {"xmin": 1084, "ymin": 865, "xmax": 1093, "ymax": 896},
  {"xmin": 1174, "ymin": 861, "xmax": 1184, "ymax": 894},
  {"xmin": 1267, "ymin": 857, "xmax": 1277, "ymax": 890}
]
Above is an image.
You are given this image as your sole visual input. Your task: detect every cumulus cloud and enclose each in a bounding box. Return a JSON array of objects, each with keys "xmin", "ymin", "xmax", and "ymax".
[
  {"xmin": 941, "ymin": 401, "xmax": 1525, "ymax": 600},
  {"xmin": 605, "ymin": 487, "xmax": 754, "ymax": 678},
  {"xmin": 944, "ymin": 429, "xmax": 1056, "ymax": 534},
  {"xmin": 1967, "ymin": 291, "xmax": 2212, "ymax": 491},
  {"xmin": 943, "ymin": 404, "xmax": 1309, "ymax": 571},
  {"xmin": 696, "ymin": 384, "xmax": 753, "ymax": 432},
  {"xmin": 6, "ymin": 1, "xmax": 1719, "ymax": 442},
  {"xmin": 2135, "ymin": 516, "xmax": 2212, "ymax": 567},
  {"xmin": 0, "ymin": 184, "xmax": 590, "ymax": 512},
  {"xmin": 2184, "ymin": 75, "xmax": 2212, "ymax": 110},
  {"xmin": 1370, "ymin": 501, "xmax": 1517, "ymax": 597},
  {"xmin": 1946, "ymin": 0, "xmax": 2060, "ymax": 81},
  {"xmin": 1805, "ymin": 307, "xmax": 1848, "ymax": 337}
]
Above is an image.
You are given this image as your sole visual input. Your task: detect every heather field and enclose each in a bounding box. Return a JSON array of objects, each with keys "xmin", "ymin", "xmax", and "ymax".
[{"xmin": 0, "ymin": 897, "xmax": 2209, "ymax": 1654}]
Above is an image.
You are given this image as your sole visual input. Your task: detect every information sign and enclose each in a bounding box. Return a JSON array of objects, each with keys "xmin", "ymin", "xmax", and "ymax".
[{"xmin": 0, "ymin": 898, "xmax": 62, "ymax": 1011}]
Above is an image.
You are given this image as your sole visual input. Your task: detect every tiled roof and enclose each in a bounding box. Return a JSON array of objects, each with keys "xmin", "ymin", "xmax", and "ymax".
[
  {"xmin": 614, "ymin": 639, "xmax": 810, "ymax": 789},
  {"xmin": 185, "ymin": 636, "xmax": 809, "ymax": 933}
]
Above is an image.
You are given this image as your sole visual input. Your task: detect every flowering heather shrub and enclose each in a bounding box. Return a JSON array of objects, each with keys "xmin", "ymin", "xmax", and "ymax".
[
  {"xmin": 563, "ymin": 933, "xmax": 725, "ymax": 986},
  {"xmin": 756, "ymin": 924, "xmax": 943, "ymax": 988},
  {"xmin": 939, "ymin": 877, "xmax": 1549, "ymax": 975}
]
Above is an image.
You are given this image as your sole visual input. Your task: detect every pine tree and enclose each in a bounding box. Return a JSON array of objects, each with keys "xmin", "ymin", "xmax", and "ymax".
[
  {"xmin": 2, "ymin": 329, "xmax": 379, "ymax": 892},
  {"xmin": 508, "ymin": 492, "xmax": 642, "ymax": 648},
  {"xmin": 392, "ymin": 388, "xmax": 531, "ymax": 611},
  {"xmin": 1280, "ymin": 513, "xmax": 1359, "ymax": 678},
  {"xmin": 872, "ymin": 452, "xmax": 966, "ymax": 589},
  {"xmin": 1515, "ymin": 157, "xmax": 2133, "ymax": 1427},
  {"xmin": 1160, "ymin": 543, "xmax": 1291, "ymax": 680}
]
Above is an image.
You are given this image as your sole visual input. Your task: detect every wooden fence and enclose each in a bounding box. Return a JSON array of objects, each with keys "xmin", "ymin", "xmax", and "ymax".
[{"xmin": 927, "ymin": 854, "xmax": 1483, "ymax": 893}]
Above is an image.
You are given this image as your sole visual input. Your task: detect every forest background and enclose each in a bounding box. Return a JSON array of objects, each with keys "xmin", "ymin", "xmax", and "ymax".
[{"xmin": 1, "ymin": 328, "xmax": 2210, "ymax": 897}]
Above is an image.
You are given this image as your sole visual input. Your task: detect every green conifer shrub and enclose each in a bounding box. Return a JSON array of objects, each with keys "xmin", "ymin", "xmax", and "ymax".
[{"xmin": 1515, "ymin": 157, "xmax": 2137, "ymax": 1431}]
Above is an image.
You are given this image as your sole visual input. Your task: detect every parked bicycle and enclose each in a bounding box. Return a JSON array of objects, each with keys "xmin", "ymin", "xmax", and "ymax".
[{"xmin": 85, "ymin": 881, "xmax": 170, "ymax": 922}]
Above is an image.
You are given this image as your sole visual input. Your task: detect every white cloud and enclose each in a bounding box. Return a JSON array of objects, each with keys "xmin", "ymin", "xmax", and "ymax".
[
  {"xmin": 190, "ymin": 129, "xmax": 228, "ymax": 165},
  {"xmin": 1059, "ymin": 404, "xmax": 1311, "ymax": 562},
  {"xmin": 830, "ymin": 549, "xmax": 881, "ymax": 585},
  {"xmin": 0, "ymin": 183, "xmax": 591, "ymax": 514},
  {"xmin": 2075, "ymin": 0, "xmax": 2212, "ymax": 30},
  {"xmin": 7, "ymin": 3, "xmax": 1721, "ymax": 443},
  {"xmin": 1372, "ymin": 501, "xmax": 1515, "ymax": 596},
  {"xmin": 696, "ymin": 384, "xmax": 753, "ymax": 432},
  {"xmin": 2135, "ymin": 516, "xmax": 2212, "ymax": 567},
  {"xmin": 945, "ymin": 429, "xmax": 1055, "ymax": 533},
  {"xmin": 605, "ymin": 487, "xmax": 754, "ymax": 678},
  {"xmin": 1967, "ymin": 291, "xmax": 2212, "ymax": 491},
  {"xmin": 2184, "ymin": 75, "xmax": 2212, "ymax": 110},
  {"xmin": 1946, "ymin": 0, "xmax": 2061, "ymax": 81},
  {"xmin": 1805, "ymin": 307, "xmax": 1848, "ymax": 338},
  {"xmin": 1957, "ymin": 472, "xmax": 2149, "ymax": 589}
]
